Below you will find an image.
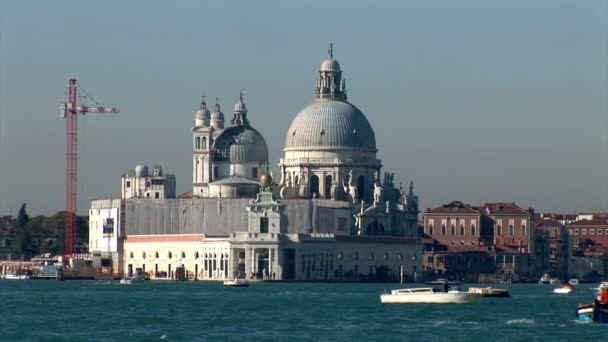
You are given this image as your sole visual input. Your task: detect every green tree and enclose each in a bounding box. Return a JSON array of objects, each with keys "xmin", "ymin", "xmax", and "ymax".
[{"xmin": 16, "ymin": 203, "xmax": 29, "ymax": 228}]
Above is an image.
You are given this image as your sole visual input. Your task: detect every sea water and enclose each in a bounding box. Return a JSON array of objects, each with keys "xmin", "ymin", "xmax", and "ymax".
[{"xmin": 0, "ymin": 281, "xmax": 606, "ymax": 341}]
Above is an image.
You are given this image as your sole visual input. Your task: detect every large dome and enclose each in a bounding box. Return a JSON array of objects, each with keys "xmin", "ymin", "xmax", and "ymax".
[
  {"xmin": 284, "ymin": 100, "xmax": 376, "ymax": 151},
  {"xmin": 214, "ymin": 125, "xmax": 269, "ymax": 163}
]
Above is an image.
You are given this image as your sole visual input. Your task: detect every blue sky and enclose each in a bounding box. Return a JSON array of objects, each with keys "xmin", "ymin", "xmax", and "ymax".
[{"xmin": 0, "ymin": 0, "xmax": 606, "ymax": 215}]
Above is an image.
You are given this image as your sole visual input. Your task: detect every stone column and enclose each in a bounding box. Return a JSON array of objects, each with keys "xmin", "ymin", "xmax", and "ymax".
[
  {"xmin": 268, "ymin": 248, "xmax": 273, "ymax": 279},
  {"xmin": 251, "ymin": 248, "xmax": 256, "ymax": 278},
  {"xmin": 244, "ymin": 248, "xmax": 251, "ymax": 279},
  {"xmin": 275, "ymin": 247, "xmax": 282, "ymax": 280}
]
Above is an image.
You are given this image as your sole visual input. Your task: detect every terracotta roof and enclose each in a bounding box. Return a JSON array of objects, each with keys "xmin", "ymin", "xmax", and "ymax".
[
  {"xmin": 568, "ymin": 218, "xmax": 608, "ymax": 227},
  {"xmin": 536, "ymin": 219, "xmax": 562, "ymax": 227},
  {"xmin": 425, "ymin": 201, "xmax": 480, "ymax": 214},
  {"xmin": 483, "ymin": 202, "xmax": 530, "ymax": 215},
  {"xmin": 178, "ymin": 191, "xmax": 193, "ymax": 198},
  {"xmin": 495, "ymin": 245, "xmax": 521, "ymax": 254}
]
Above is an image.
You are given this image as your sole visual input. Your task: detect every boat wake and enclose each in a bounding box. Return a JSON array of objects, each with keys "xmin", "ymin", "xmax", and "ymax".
[{"xmin": 506, "ymin": 319, "xmax": 535, "ymax": 325}]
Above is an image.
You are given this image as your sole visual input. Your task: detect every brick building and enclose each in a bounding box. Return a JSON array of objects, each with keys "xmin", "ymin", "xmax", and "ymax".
[
  {"xmin": 567, "ymin": 217, "xmax": 608, "ymax": 255},
  {"xmin": 422, "ymin": 201, "xmax": 536, "ymax": 282}
]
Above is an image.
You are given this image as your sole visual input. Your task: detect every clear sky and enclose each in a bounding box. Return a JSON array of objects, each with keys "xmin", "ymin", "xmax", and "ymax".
[{"xmin": 0, "ymin": 0, "xmax": 606, "ymax": 216}]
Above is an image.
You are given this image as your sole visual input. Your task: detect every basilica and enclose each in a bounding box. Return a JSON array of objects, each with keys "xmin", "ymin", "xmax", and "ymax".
[{"xmin": 89, "ymin": 46, "xmax": 423, "ymax": 282}]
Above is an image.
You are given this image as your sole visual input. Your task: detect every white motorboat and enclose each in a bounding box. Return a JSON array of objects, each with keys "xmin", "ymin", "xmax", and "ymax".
[
  {"xmin": 2, "ymin": 274, "xmax": 32, "ymax": 280},
  {"xmin": 223, "ymin": 278, "xmax": 249, "ymax": 287},
  {"xmin": 380, "ymin": 287, "xmax": 481, "ymax": 304},
  {"xmin": 538, "ymin": 273, "xmax": 559, "ymax": 284},
  {"xmin": 468, "ymin": 287, "xmax": 510, "ymax": 298},
  {"xmin": 569, "ymin": 279, "xmax": 579, "ymax": 286},
  {"xmin": 119, "ymin": 278, "xmax": 132, "ymax": 285},
  {"xmin": 553, "ymin": 284, "xmax": 575, "ymax": 294}
]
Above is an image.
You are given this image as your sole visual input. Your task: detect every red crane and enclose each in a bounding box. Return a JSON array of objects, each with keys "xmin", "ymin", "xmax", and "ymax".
[{"xmin": 60, "ymin": 79, "xmax": 120, "ymax": 256}]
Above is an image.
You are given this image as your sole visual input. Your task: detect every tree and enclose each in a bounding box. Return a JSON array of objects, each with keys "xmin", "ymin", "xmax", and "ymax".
[{"xmin": 16, "ymin": 203, "xmax": 29, "ymax": 229}]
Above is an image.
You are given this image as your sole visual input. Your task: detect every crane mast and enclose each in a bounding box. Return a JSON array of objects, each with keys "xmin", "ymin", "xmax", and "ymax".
[{"xmin": 59, "ymin": 78, "xmax": 119, "ymax": 256}]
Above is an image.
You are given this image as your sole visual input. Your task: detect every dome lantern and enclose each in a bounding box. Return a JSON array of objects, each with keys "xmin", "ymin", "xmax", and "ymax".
[
  {"xmin": 231, "ymin": 90, "xmax": 250, "ymax": 126},
  {"xmin": 315, "ymin": 43, "xmax": 347, "ymax": 101},
  {"xmin": 211, "ymin": 97, "xmax": 225, "ymax": 129}
]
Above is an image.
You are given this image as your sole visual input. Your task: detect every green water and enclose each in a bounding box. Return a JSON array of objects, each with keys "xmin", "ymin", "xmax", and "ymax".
[{"xmin": 0, "ymin": 281, "xmax": 605, "ymax": 341}]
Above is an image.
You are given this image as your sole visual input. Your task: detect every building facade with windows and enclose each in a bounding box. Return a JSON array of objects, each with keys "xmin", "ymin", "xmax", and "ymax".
[
  {"xmin": 90, "ymin": 47, "xmax": 423, "ymax": 281},
  {"xmin": 422, "ymin": 201, "xmax": 537, "ymax": 282}
]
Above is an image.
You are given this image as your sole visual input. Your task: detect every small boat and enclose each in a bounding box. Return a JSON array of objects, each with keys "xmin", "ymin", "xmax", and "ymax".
[
  {"xmin": 223, "ymin": 278, "xmax": 249, "ymax": 287},
  {"xmin": 380, "ymin": 288, "xmax": 481, "ymax": 304},
  {"xmin": 569, "ymin": 279, "xmax": 579, "ymax": 286},
  {"xmin": 468, "ymin": 287, "xmax": 510, "ymax": 298},
  {"xmin": 538, "ymin": 273, "xmax": 559, "ymax": 285},
  {"xmin": 554, "ymin": 283, "xmax": 575, "ymax": 294},
  {"xmin": 576, "ymin": 284, "xmax": 608, "ymax": 323},
  {"xmin": 2, "ymin": 274, "xmax": 32, "ymax": 280},
  {"xmin": 425, "ymin": 278, "xmax": 461, "ymax": 286},
  {"xmin": 119, "ymin": 278, "xmax": 132, "ymax": 285}
]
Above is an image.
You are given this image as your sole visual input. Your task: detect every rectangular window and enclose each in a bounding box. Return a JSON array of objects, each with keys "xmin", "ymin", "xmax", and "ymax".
[
  {"xmin": 155, "ymin": 192, "xmax": 160, "ymax": 199},
  {"xmin": 103, "ymin": 218, "xmax": 114, "ymax": 237},
  {"xmin": 574, "ymin": 229, "xmax": 579, "ymax": 235},
  {"xmin": 582, "ymin": 229, "xmax": 587, "ymax": 235},
  {"xmin": 260, "ymin": 217, "xmax": 269, "ymax": 233},
  {"xmin": 213, "ymin": 167, "xmax": 218, "ymax": 179},
  {"xmin": 590, "ymin": 229, "xmax": 595, "ymax": 235},
  {"xmin": 126, "ymin": 181, "xmax": 131, "ymax": 188},
  {"xmin": 598, "ymin": 229, "xmax": 603, "ymax": 235},
  {"xmin": 471, "ymin": 226, "xmax": 476, "ymax": 236},
  {"xmin": 252, "ymin": 167, "xmax": 258, "ymax": 179}
]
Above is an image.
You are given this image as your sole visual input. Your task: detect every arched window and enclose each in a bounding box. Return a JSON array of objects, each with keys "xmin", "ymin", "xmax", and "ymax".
[
  {"xmin": 471, "ymin": 225, "xmax": 477, "ymax": 236},
  {"xmin": 181, "ymin": 251, "xmax": 186, "ymax": 259},
  {"xmin": 310, "ymin": 175, "xmax": 319, "ymax": 198},
  {"xmin": 442, "ymin": 225, "xmax": 446, "ymax": 235},
  {"xmin": 497, "ymin": 225, "xmax": 502, "ymax": 236},
  {"xmin": 294, "ymin": 175, "xmax": 299, "ymax": 184},
  {"xmin": 324, "ymin": 175, "xmax": 332, "ymax": 199},
  {"xmin": 195, "ymin": 137, "xmax": 201, "ymax": 150},
  {"xmin": 202, "ymin": 137, "xmax": 207, "ymax": 150},
  {"xmin": 450, "ymin": 225, "xmax": 455, "ymax": 235},
  {"xmin": 129, "ymin": 252, "xmax": 134, "ymax": 259},
  {"xmin": 142, "ymin": 252, "xmax": 146, "ymax": 259},
  {"xmin": 195, "ymin": 252, "xmax": 199, "ymax": 259},
  {"xmin": 168, "ymin": 252, "xmax": 172, "ymax": 259},
  {"xmin": 428, "ymin": 225, "xmax": 433, "ymax": 235},
  {"xmin": 155, "ymin": 251, "xmax": 159, "ymax": 258},
  {"xmin": 509, "ymin": 225, "xmax": 514, "ymax": 236},
  {"xmin": 357, "ymin": 176, "xmax": 365, "ymax": 200},
  {"xmin": 460, "ymin": 224, "xmax": 465, "ymax": 236}
]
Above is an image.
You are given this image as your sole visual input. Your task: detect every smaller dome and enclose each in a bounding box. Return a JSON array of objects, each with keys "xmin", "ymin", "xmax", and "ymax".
[
  {"xmin": 196, "ymin": 106, "xmax": 211, "ymax": 120},
  {"xmin": 211, "ymin": 110, "xmax": 224, "ymax": 122},
  {"xmin": 320, "ymin": 58, "xmax": 340, "ymax": 72},
  {"xmin": 135, "ymin": 164, "xmax": 149, "ymax": 177},
  {"xmin": 259, "ymin": 173, "xmax": 272, "ymax": 186},
  {"xmin": 234, "ymin": 101, "xmax": 247, "ymax": 112},
  {"xmin": 213, "ymin": 125, "xmax": 268, "ymax": 163}
]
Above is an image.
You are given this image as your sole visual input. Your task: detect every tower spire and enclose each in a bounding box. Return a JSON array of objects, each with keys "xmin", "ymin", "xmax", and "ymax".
[{"xmin": 328, "ymin": 43, "xmax": 334, "ymax": 58}]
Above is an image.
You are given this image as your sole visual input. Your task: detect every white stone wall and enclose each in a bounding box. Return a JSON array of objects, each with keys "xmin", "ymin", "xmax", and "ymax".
[
  {"xmin": 123, "ymin": 238, "xmax": 204, "ymax": 280},
  {"xmin": 296, "ymin": 240, "xmax": 422, "ymax": 282},
  {"xmin": 89, "ymin": 200, "xmax": 122, "ymax": 253}
]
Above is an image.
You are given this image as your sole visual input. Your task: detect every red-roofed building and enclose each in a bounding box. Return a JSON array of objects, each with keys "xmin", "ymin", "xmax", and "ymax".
[
  {"xmin": 567, "ymin": 217, "xmax": 608, "ymax": 255},
  {"xmin": 422, "ymin": 201, "xmax": 537, "ymax": 282}
]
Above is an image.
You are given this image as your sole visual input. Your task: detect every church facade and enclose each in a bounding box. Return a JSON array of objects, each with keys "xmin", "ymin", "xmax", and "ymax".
[{"xmin": 89, "ymin": 47, "xmax": 423, "ymax": 282}]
